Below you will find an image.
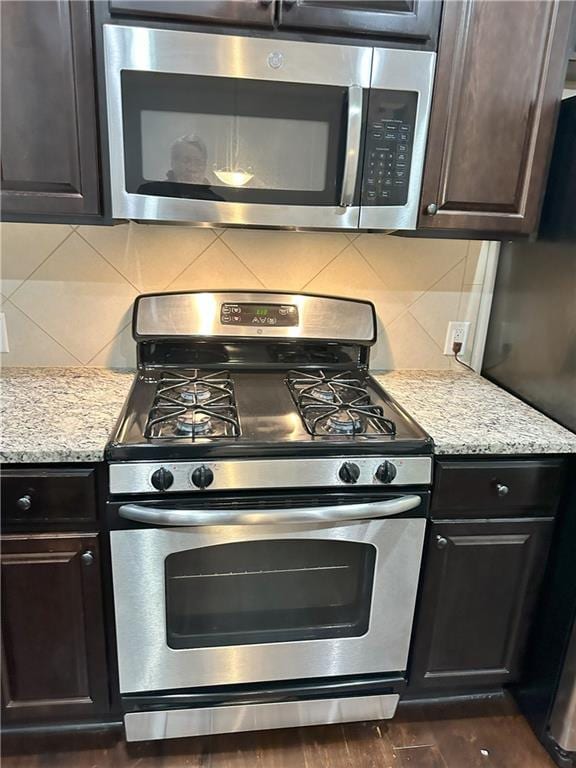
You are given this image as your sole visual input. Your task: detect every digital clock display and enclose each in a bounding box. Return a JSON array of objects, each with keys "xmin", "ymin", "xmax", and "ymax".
[{"xmin": 220, "ymin": 303, "xmax": 299, "ymax": 327}]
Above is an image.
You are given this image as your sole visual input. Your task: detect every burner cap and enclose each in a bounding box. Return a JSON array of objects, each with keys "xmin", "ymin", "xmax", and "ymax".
[
  {"xmin": 308, "ymin": 386, "xmax": 336, "ymax": 403},
  {"xmin": 326, "ymin": 411, "xmax": 364, "ymax": 435},
  {"xmin": 179, "ymin": 383, "xmax": 212, "ymax": 404},
  {"xmin": 176, "ymin": 411, "xmax": 213, "ymax": 436}
]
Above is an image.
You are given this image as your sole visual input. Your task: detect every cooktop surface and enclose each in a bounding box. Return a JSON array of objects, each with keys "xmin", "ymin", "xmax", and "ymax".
[{"xmin": 107, "ymin": 367, "xmax": 432, "ymax": 461}]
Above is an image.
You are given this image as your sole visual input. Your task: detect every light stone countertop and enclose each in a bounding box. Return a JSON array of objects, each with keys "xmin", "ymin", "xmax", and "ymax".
[
  {"xmin": 1, "ymin": 367, "xmax": 574, "ymax": 464},
  {"xmin": 374, "ymin": 369, "xmax": 576, "ymax": 455},
  {"xmin": 0, "ymin": 368, "xmax": 134, "ymax": 463}
]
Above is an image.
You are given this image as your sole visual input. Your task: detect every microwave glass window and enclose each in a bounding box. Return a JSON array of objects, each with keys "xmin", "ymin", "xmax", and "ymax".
[
  {"xmin": 165, "ymin": 539, "xmax": 376, "ymax": 650},
  {"xmin": 140, "ymin": 111, "xmax": 329, "ymax": 192},
  {"xmin": 121, "ymin": 71, "xmax": 351, "ymax": 205}
]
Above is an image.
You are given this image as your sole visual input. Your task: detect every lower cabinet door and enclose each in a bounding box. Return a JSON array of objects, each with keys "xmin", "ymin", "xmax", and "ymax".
[
  {"xmin": 409, "ymin": 519, "xmax": 553, "ymax": 691},
  {"xmin": 1, "ymin": 533, "xmax": 109, "ymax": 724}
]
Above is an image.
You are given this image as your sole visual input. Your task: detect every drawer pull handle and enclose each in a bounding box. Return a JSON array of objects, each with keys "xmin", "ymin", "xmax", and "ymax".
[
  {"xmin": 81, "ymin": 551, "xmax": 94, "ymax": 566},
  {"xmin": 436, "ymin": 536, "xmax": 448, "ymax": 549},
  {"xmin": 16, "ymin": 495, "xmax": 32, "ymax": 512},
  {"xmin": 496, "ymin": 483, "xmax": 510, "ymax": 497},
  {"xmin": 426, "ymin": 203, "xmax": 438, "ymax": 215}
]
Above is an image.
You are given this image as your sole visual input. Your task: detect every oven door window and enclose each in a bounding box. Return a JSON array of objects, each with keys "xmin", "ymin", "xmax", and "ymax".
[
  {"xmin": 121, "ymin": 72, "xmax": 352, "ymax": 205},
  {"xmin": 165, "ymin": 539, "xmax": 375, "ymax": 649}
]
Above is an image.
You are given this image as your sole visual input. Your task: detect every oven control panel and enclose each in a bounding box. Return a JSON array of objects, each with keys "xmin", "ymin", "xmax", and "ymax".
[
  {"xmin": 220, "ymin": 303, "xmax": 299, "ymax": 328},
  {"xmin": 109, "ymin": 457, "xmax": 432, "ymax": 495},
  {"xmin": 361, "ymin": 89, "xmax": 418, "ymax": 207}
]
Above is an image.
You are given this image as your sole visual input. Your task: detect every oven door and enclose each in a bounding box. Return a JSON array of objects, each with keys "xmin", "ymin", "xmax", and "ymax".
[
  {"xmin": 109, "ymin": 495, "xmax": 426, "ymax": 694},
  {"xmin": 103, "ymin": 25, "xmax": 372, "ymax": 228}
]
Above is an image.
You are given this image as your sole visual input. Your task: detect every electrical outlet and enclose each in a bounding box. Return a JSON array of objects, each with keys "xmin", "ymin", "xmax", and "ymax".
[
  {"xmin": 0, "ymin": 313, "xmax": 8, "ymax": 353},
  {"xmin": 443, "ymin": 321, "xmax": 471, "ymax": 355}
]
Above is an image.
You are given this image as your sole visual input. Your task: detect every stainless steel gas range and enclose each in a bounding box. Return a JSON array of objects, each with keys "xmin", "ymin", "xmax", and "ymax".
[{"xmin": 105, "ymin": 290, "xmax": 433, "ymax": 742}]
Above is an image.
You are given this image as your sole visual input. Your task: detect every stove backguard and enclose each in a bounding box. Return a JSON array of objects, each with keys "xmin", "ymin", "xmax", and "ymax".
[{"xmin": 133, "ymin": 291, "xmax": 376, "ymax": 372}]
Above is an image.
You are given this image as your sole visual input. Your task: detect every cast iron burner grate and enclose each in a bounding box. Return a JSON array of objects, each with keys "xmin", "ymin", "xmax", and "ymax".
[
  {"xmin": 144, "ymin": 369, "xmax": 241, "ymax": 440},
  {"xmin": 285, "ymin": 370, "xmax": 396, "ymax": 437}
]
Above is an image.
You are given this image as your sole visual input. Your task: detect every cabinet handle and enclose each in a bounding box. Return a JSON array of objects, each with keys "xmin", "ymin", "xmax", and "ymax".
[
  {"xmin": 16, "ymin": 494, "xmax": 32, "ymax": 512},
  {"xmin": 496, "ymin": 483, "xmax": 510, "ymax": 497},
  {"xmin": 81, "ymin": 551, "xmax": 94, "ymax": 566},
  {"xmin": 436, "ymin": 536, "xmax": 448, "ymax": 549},
  {"xmin": 426, "ymin": 203, "xmax": 438, "ymax": 215}
]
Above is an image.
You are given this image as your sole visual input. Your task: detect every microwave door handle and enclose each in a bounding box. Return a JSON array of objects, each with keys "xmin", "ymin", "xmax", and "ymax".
[
  {"xmin": 118, "ymin": 495, "xmax": 421, "ymax": 527},
  {"xmin": 340, "ymin": 84, "xmax": 363, "ymax": 208}
]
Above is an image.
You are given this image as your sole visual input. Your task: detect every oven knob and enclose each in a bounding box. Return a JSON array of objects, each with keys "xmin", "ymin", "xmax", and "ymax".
[
  {"xmin": 339, "ymin": 462, "xmax": 361, "ymax": 484},
  {"xmin": 376, "ymin": 461, "xmax": 397, "ymax": 484},
  {"xmin": 150, "ymin": 467, "xmax": 174, "ymax": 491},
  {"xmin": 191, "ymin": 465, "xmax": 214, "ymax": 489}
]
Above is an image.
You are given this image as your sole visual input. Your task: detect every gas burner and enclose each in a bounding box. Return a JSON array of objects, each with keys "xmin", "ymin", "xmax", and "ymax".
[
  {"xmin": 288, "ymin": 370, "xmax": 371, "ymax": 405},
  {"xmin": 326, "ymin": 411, "xmax": 364, "ymax": 434},
  {"xmin": 178, "ymin": 384, "xmax": 212, "ymax": 405},
  {"xmin": 157, "ymin": 369, "xmax": 234, "ymax": 405},
  {"xmin": 176, "ymin": 411, "xmax": 213, "ymax": 436},
  {"xmin": 286, "ymin": 369, "xmax": 396, "ymax": 437},
  {"xmin": 144, "ymin": 369, "xmax": 241, "ymax": 440},
  {"xmin": 308, "ymin": 386, "xmax": 337, "ymax": 403}
]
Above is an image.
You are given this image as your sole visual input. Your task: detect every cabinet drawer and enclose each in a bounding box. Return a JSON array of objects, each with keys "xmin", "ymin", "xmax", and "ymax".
[
  {"xmin": 1, "ymin": 468, "xmax": 97, "ymax": 528},
  {"xmin": 432, "ymin": 459, "xmax": 564, "ymax": 516}
]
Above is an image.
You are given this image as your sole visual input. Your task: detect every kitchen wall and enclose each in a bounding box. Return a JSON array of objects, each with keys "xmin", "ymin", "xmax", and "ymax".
[{"xmin": 0, "ymin": 222, "xmax": 490, "ymax": 370}]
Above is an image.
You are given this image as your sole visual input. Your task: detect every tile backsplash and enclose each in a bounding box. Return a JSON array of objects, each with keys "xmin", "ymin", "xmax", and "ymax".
[{"xmin": 0, "ymin": 222, "xmax": 489, "ymax": 370}]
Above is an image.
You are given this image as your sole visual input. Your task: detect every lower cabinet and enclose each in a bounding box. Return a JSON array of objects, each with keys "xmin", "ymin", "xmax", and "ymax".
[
  {"xmin": 1, "ymin": 533, "xmax": 109, "ymax": 724},
  {"xmin": 409, "ymin": 519, "xmax": 554, "ymax": 691}
]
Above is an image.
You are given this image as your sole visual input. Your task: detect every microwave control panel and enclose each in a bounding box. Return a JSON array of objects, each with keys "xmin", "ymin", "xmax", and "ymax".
[{"xmin": 361, "ymin": 90, "xmax": 418, "ymax": 207}]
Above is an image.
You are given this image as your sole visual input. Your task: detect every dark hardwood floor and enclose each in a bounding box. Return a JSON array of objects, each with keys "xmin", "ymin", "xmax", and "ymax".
[{"xmin": 1, "ymin": 696, "xmax": 555, "ymax": 767}]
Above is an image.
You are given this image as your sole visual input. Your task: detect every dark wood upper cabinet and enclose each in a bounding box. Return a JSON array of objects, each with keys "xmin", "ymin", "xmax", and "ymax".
[
  {"xmin": 108, "ymin": 0, "xmax": 275, "ymax": 27},
  {"xmin": 409, "ymin": 519, "xmax": 553, "ymax": 691},
  {"xmin": 277, "ymin": 0, "xmax": 441, "ymax": 47},
  {"xmin": 110, "ymin": 0, "xmax": 276, "ymax": 26},
  {"xmin": 109, "ymin": 0, "xmax": 440, "ymax": 43},
  {"xmin": 1, "ymin": 534, "xmax": 109, "ymax": 724},
  {"xmin": 0, "ymin": 0, "xmax": 101, "ymax": 221},
  {"xmin": 418, "ymin": 0, "xmax": 574, "ymax": 235}
]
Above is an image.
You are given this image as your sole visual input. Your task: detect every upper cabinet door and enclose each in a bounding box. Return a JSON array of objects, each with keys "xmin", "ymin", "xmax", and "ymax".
[
  {"xmin": 278, "ymin": 0, "xmax": 441, "ymax": 46},
  {"xmin": 418, "ymin": 0, "xmax": 574, "ymax": 235},
  {"xmin": 0, "ymin": 1, "xmax": 100, "ymax": 220},
  {"xmin": 108, "ymin": 0, "xmax": 275, "ymax": 27}
]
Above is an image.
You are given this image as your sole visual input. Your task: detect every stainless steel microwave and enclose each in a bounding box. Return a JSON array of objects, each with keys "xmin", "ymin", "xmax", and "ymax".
[{"xmin": 103, "ymin": 25, "xmax": 436, "ymax": 230}]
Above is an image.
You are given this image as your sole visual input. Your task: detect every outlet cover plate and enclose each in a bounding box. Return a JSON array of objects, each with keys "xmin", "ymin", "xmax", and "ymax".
[
  {"xmin": 0, "ymin": 313, "xmax": 9, "ymax": 353},
  {"xmin": 444, "ymin": 321, "xmax": 471, "ymax": 355}
]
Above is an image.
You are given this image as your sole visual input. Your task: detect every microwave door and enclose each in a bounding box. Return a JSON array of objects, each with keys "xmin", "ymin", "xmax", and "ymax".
[
  {"xmin": 102, "ymin": 26, "xmax": 371, "ymax": 229},
  {"xmin": 359, "ymin": 49, "xmax": 436, "ymax": 231}
]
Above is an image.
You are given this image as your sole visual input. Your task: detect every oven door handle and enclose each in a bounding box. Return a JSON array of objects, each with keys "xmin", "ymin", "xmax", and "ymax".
[
  {"xmin": 118, "ymin": 495, "xmax": 422, "ymax": 526},
  {"xmin": 340, "ymin": 84, "xmax": 363, "ymax": 208}
]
